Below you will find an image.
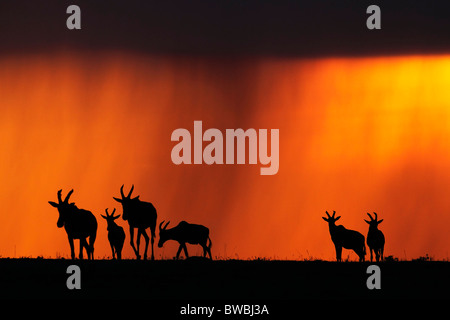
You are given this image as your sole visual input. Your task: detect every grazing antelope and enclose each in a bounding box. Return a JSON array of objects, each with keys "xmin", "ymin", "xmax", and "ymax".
[
  {"xmin": 158, "ymin": 220, "xmax": 212, "ymax": 260},
  {"xmin": 113, "ymin": 185, "xmax": 157, "ymax": 260},
  {"xmin": 322, "ymin": 211, "xmax": 366, "ymax": 262},
  {"xmin": 48, "ymin": 189, "xmax": 98, "ymax": 260},
  {"xmin": 101, "ymin": 208, "xmax": 126, "ymax": 260},
  {"xmin": 364, "ymin": 212, "xmax": 385, "ymax": 262}
]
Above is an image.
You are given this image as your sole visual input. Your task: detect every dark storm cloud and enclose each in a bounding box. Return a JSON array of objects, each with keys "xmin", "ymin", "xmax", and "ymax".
[{"xmin": 1, "ymin": 0, "xmax": 450, "ymax": 57}]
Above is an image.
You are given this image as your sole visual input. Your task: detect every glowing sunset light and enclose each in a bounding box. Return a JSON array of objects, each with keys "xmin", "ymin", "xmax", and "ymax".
[{"xmin": 0, "ymin": 52, "xmax": 449, "ymax": 260}]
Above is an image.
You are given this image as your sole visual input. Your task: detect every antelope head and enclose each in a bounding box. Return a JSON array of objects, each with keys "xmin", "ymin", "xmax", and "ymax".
[
  {"xmin": 101, "ymin": 208, "xmax": 121, "ymax": 230},
  {"xmin": 158, "ymin": 220, "xmax": 170, "ymax": 248},
  {"xmin": 322, "ymin": 210, "xmax": 341, "ymax": 225},
  {"xmin": 113, "ymin": 184, "xmax": 140, "ymax": 221},
  {"xmin": 364, "ymin": 212, "xmax": 383, "ymax": 229},
  {"xmin": 48, "ymin": 189, "xmax": 76, "ymax": 228}
]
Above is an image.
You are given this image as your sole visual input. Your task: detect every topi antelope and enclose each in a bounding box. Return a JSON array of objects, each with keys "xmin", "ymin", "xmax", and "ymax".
[
  {"xmin": 158, "ymin": 220, "xmax": 212, "ymax": 260},
  {"xmin": 101, "ymin": 208, "xmax": 126, "ymax": 260},
  {"xmin": 322, "ymin": 211, "xmax": 366, "ymax": 262},
  {"xmin": 364, "ymin": 212, "xmax": 385, "ymax": 262},
  {"xmin": 114, "ymin": 185, "xmax": 157, "ymax": 260},
  {"xmin": 48, "ymin": 189, "xmax": 98, "ymax": 260}
]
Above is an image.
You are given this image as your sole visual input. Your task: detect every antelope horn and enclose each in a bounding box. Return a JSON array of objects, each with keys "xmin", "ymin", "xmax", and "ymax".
[
  {"xmin": 373, "ymin": 212, "xmax": 378, "ymax": 221},
  {"xmin": 332, "ymin": 210, "xmax": 336, "ymax": 218},
  {"xmin": 57, "ymin": 189, "xmax": 63, "ymax": 203},
  {"xmin": 64, "ymin": 189, "xmax": 74, "ymax": 203},
  {"xmin": 127, "ymin": 184, "xmax": 134, "ymax": 198},
  {"xmin": 367, "ymin": 212, "xmax": 374, "ymax": 221},
  {"xmin": 111, "ymin": 208, "xmax": 116, "ymax": 216},
  {"xmin": 164, "ymin": 221, "xmax": 170, "ymax": 230},
  {"xmin": 325, "ymin": 211, "xmax": 331, "ymax": 218},
  {"xmin": 159, "ymin": 220, "xmax": 165, "ymax": 231},
  {"xmin": 105, "ymin": 208, "xmax": 110, "ymax": 217},
  {"xmin": 120, "ymin": 184, "xmax": 125, "ymax": 198}
]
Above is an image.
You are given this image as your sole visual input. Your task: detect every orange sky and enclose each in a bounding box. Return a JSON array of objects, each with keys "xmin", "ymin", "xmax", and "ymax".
[{"xmin": 0, "ymin": 51, "xmax": 449, "ymax": 260}]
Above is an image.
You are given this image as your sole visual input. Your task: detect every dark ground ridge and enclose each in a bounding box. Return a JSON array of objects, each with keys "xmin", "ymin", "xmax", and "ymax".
[{"xmin": 0, "ymin": 258, "xmax": 447, "ymax": 300}]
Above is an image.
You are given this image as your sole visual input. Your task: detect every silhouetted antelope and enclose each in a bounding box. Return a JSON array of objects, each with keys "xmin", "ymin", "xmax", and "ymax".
[
  {"xmin": 364, "ymin": 212, "xmax": 385, "ymax": 262},
  {"xmin": 101, "ymin": 208, "xmax": 126, "ymax": 260},
  {"xmin": 322, "ymin": 211, "xmax": 366, "ymax": 262},
  {"xmin": 113, "ymin": 185, "xmax": 157, "ymax": 260},
  {"xmin": 158, "ymin": 220, "xmax": 212, "ymax": 260},
  {"xmin": 48, "ymin": 189, "xmax": 97, "ymax": 260}
]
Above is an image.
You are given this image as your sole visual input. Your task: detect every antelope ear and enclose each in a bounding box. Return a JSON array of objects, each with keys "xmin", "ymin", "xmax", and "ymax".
[
  {"xmin": 113, "ymin": 215, "xmax": 121, "ymax": 220},
  {"xmin": 113, "ymin": 197, "xmax": 123, "ymax": 203},
  {"xmin": 322, "ymin": 217, "xmax": 328, "ymax": 222},
  {"xmin": 335, "ymin": 216, "xmax": 341, "ymax": 221},
  {"xmin": 101, "ymin": 214, "xmax": 108, "ymax": 219},
  {"xmin": 364, "ymin": 219, "xmax": 370, "ymax": 224},
  {"xmin": 48, "ymin": 201, "xmax": 58, "ymax": 208},
  {"xmin": 132, "ymin": 196, "xmax": 140, "ymax": 201},
  {"xmin": 377, "ymin": 219, "xmax": 383, "ymax": 224}
]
